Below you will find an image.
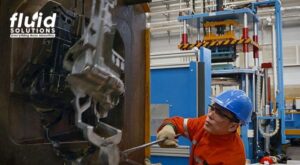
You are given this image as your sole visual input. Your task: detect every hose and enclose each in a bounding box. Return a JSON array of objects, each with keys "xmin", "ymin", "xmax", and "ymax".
[
  {"xmin": 257, "ymin": 70, "xmax": 279, "ymax": 137},
  {"xmin": 256, "ymin": 72, "xmax": 262, "ymax": 115},
  {"xmin": 258, "ymin": 119, "xmax": 280, "ymax": 137}
]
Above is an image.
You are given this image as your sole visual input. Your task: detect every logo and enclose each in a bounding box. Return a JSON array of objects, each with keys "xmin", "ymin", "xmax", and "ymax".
[{"xmin": 10, "ymin": 12, "xmax": 57, "ymax": 38}]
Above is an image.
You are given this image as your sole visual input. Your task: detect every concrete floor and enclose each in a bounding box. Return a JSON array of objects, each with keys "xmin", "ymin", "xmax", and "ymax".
[{"xmin": 286, "ymin": 147, "xmax": 300, "ymax": 160}]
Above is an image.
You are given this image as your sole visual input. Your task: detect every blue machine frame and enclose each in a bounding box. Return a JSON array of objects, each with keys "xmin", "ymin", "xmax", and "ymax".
[
  {"xmin": 150, "ymin": 0, "xmax": 285, "ymax": 163},
  {"xmin": 251, "ymin": 0, "xmax": 286, "ymax": 145},
  {"xmin": 179, "ymin": 0, "xmax": 285, "ymax": 160},
  {"xmin": 178, "ymin": 8, "xmax": 259, "ymax": 26},
  {"xmin": 285, "ymin": 112, "xmax": 300, "ymax": 139},
  {"xmin": 150, "ymin": 48, "xmax": 211, "ymax": 165}
]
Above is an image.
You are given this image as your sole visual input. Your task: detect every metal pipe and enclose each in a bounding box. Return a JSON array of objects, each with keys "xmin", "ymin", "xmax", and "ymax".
[
  {"xmin": 150, "ymin": 0, "xmax": 255, "ymax": 11},
  {"xmin": 151, "ymin": 49, "xmax": 197, "ymax": 56},
  {"xmin": 230, "ymin": 24, "xmax": 233, "ymax": 31},
  {"xmin": 257, "ymin": 6, "xmax": 300, "ymax": 15},
  {"xmin": 253, "ymin": 73, "xmax": 256, "ymax": 113},
  {"xmin": 243, "ymin": 13, "xmax": 249, "ymax": 54},
  {"xmin": 243, "ymin": 13, "xmax": 249, "ymax": 95},
  {"xmin": 253, "ymin": 22, "xmax": 259, "ymax": 66},
  {"xmin": 263, "ymin": 70, "xmax": 270, "ymax": 153},
  {"xmin": 271, "ymin": 23, "xmax": 278, "ymax": 102},
  {"xmin": 267, "ymin": 77, "xmax": 271, "ymax": 114},
  {"xmin": 208, "ymin": 27, "xmax": 211, "ymax": 34},
  {"xmin": 181, "ymin": 19, "xmax": 188, "ymax": 44},
  {"xmin": 265, "ymin": 123, "xmax": 270, "ymax": 153},
  {"xmin": 150, "ymin": 2, "xmax": 300, "ymax": 14},
  {"xmin": 151, "ymin": 53, "xmax": 195, "ymax": 59},
  {"xmin": 254, "ymin": 71, "xmax": 259, "ymax": 158}
]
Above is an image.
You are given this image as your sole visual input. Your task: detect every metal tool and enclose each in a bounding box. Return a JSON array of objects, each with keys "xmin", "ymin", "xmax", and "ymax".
[
  {"xmin": 122, "ymin": 138, "xmax": 167, "ymax": 155},
  {"xmin": 121, "ymin": 134, "xmax": 181, "ymax": 164}
]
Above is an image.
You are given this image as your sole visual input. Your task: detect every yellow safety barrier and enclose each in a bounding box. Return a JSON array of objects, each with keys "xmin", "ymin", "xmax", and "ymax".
[{"xmin": 178, "ymin": 38, "xmax": 259, "ymax": 50}]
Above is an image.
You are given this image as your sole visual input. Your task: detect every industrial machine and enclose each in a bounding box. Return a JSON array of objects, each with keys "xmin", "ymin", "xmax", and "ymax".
[
  {"xmin": 150, "ymin": 48, "xmax": 211, "ymax": 164},
  {"xmin": 0, "ymin": 0, "xmax": 151, "ymax": 164},
  {"xmin": 150, "ymin": 0, "xmax": 287, "ymax": 164},
  {"xmin": 285, "ymin": 97, "xmax": 300, "ymax": 142}
]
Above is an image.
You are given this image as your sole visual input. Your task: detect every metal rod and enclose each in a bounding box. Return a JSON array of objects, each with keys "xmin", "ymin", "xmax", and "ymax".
[
  {"xmin": 243, "ymin": 13, "xmax": 249, "ymax": 95},
  {"xmin": 182, "ymin": 20, "xmax": 188, "ymax": 44},
  {"xmin": 150, "ymin": 0, "xmax": 253, "ymax": 9},
  {"xmin": 122, "ymin": 138, "xmax": 166, "ymax": 155},
  {"xmin": 253, "ymin": 22, "xmax": 259, "ymax": 66},
  {"xmin": 122, "ymin": 134, "xmax": 180, "ymax": 155},
  {"xmin": 271, "ymin": 23, "xmax": 278, "ymax": 101}
]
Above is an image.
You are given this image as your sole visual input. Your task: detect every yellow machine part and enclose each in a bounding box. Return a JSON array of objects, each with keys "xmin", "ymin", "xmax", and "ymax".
[
  {"xmin": 204, "ymin": 19, "xmax": 239, "ymax": 27},
  {"xmin": 203, "ymin": 31, "xmax": 236, "ymax": 41},
  {"xmin": 203, "ymin": 20, "xmax": 239, "ymax": 41},
  {"xmin": 285, "ymin": 129, "xmax": 300, "ymax": 135}
]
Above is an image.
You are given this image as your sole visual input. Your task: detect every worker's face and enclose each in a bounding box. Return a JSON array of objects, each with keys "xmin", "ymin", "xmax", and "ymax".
[{"xmin": 204, "ymin": 105, "xmax": 240, "ymax": 135}]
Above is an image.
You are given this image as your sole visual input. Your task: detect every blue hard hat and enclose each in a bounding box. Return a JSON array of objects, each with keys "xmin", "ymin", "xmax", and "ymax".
[{"xmin": 211, "ymin": 89, "xmax": 253, "ymax": 125}]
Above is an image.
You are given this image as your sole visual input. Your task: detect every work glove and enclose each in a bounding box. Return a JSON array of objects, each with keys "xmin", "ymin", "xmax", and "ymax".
[
  {"xmin": 145, "ymin": 158, "xmax": 162, "ymax": 165},
  {"xmin": 156, "ymin": 124, "xmax": 178, "ymax": 148}
]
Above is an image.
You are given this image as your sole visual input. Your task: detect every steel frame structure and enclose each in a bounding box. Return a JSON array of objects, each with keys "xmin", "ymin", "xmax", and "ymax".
[{"xmin": 176, "ymin": 0, "xmax": 285, "ymax": 162}]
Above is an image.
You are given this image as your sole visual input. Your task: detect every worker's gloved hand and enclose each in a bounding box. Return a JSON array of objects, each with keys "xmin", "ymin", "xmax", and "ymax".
[{"xmin": 156, "ymin": 125, "xmax": 178, "ymax": 148}]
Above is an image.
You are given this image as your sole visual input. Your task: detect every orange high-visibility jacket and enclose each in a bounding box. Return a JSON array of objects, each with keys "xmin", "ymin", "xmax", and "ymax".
[{"xmin": 158, "ymin": 116, "xmax": 246, "ymax": 165}]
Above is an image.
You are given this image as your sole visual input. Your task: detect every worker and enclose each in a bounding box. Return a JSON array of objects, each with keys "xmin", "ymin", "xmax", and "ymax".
[{"xmin": 156, "ymin": 89, "xmax": 253, "ymax": 165}]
